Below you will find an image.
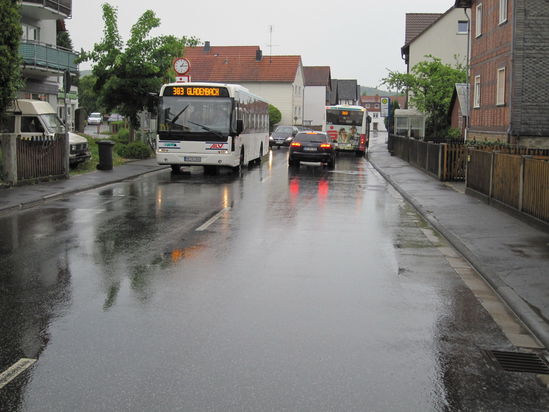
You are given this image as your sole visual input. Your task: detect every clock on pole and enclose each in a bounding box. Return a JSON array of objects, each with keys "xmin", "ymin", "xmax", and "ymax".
[{"xmin": 173, "ymin": 57, "xmax": 190, "ymax": 75}]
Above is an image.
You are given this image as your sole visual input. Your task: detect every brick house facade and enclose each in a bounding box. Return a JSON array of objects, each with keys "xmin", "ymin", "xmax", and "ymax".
[{"xmin": 457, "ymin": 0, "xmax": 549, "ymax": 147}]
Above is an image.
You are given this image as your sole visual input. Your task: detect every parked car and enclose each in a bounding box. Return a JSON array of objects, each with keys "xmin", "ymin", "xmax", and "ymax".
[
  {"xmin": 288, "ymin": 131, "xmax": 335, "ymax": 168},
  {"xmin": 108, "ymin": 113, "xmax": 124, "ymax": 122},
  {"xmin": 269, "ymin": 125, "xmax": 299, "ymax": 148},
  {"xmin": 87, "ymin": 112, "xmax": 102, "ymax": 125},
  {"xmin": 68, "ymin": 132, "xmax": 91, "ymax": 167}
]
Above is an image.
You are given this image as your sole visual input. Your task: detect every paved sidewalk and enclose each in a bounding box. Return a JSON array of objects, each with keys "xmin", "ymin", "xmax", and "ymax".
[
  {"xmin": 0, "ymin": 158, "xmax": 168, "ymax": 215},
  {"xmin": 368, "ymin": 132, "xmax": 549, "ymax": 349}
]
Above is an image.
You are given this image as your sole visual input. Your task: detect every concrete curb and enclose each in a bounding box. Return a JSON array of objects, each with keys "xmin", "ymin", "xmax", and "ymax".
[
  {"xmin": 0, "ymin": 165, "xmax": 169, "ymax": 217},
  {"xmin": 369, "ymin": 155, "xmax": 549, "ymax": 350}
]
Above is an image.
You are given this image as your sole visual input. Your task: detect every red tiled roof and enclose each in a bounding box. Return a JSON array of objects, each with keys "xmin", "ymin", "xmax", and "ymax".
[
  {"xmin": 184, "ymin": 46, "xmax": 302, "ymax": 83},
  {"xmin": 185, "ymin": 46, "xmax": 260, "ymax": 58},
  {"xmin": 303, "ymin": 66, "xmax": 331, "ymax": 87}
]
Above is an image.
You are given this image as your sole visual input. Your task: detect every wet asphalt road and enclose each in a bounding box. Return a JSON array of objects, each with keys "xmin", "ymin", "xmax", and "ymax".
[{"xmin": 1, "ymin": 146, "xmax": 549, "ymax": 411}]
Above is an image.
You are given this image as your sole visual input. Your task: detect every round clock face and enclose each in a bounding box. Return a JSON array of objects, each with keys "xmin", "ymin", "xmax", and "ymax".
[{"xmin": 174, "ymin": 58, "xmax": 190, "ymax": 74}]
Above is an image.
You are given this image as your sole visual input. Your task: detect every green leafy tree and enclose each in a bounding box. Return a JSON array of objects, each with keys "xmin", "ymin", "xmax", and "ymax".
[
  {"xmin": 382, "ymin": 56, "xmax": 466, "ymax": 137},
  {"xmin": 0, "ymin": 0, "xmax": 22, "ymax": 117},
  {"xmin": 77, "ymin": 3, "xmax": 200, "ymax": 139},
  {"xmin": 78, "ymin": 74, "xmax": 103, "ymax": 114},
  {"xmin": 269, "ymin": 104, "xmax": 281, "ymax": 130}
]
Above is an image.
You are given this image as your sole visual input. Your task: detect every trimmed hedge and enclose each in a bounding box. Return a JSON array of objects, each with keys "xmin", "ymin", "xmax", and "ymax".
[{"xmin": 116, "ymin": 141, "xmax": 151, "ymax": 159}]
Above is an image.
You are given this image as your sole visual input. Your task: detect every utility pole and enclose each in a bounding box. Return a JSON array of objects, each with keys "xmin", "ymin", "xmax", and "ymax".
[{"xmin": 63, "ymin": 70, "xmax": 70, "ymax": 178}]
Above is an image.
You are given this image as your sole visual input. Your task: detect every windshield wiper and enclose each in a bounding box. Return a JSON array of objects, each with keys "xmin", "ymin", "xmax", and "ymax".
[
  {"xmin": 187, "ymin": 121, "xmax": 225, "ymax": 139},
  {"xmin": 170, "ymin": 105, "xmax": 189, "ymax": 125}
]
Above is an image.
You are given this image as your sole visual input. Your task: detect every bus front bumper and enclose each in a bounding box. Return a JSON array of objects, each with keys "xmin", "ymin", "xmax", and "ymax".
[{"xmin": 156, "ymin": 151, "xmax": 239, "ymax": 167}]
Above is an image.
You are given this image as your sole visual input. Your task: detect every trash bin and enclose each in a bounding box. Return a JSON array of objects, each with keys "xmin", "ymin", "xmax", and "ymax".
[{"xmin": 96, "ymin": 140, "xmax": 115, "ymax": 170}]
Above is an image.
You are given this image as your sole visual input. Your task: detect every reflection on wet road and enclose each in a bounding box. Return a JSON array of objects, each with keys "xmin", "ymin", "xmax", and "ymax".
[{"xmin": 1, "ymin": 144, "xmax": 548, "ymax": 410}]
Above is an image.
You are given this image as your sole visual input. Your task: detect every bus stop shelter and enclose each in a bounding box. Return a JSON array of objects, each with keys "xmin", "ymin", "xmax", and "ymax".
[{"xmin": 394, "ymin": 109, "xmax": 426, "ymax": 139}]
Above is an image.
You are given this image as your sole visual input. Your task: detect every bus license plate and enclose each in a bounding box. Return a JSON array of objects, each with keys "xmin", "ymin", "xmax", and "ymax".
[
  {"xmin": 304, "ymin": 147, "xmax": 317, "ymax": 151},
  {"xmin": 184, "ymin": 156, "xmax": 201, "ymax": 162}
]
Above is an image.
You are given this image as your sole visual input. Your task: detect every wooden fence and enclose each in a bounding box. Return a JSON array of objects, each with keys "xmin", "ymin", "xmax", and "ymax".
[
  {"xmin": 1, "ymin": 134, "xmax": 66, "ymax": 185},
  {"xmin": 466, "ymin": 150, "xmax": 549, "ymax": 223},
  {"xmin": 388, "ymin": 135, "xmax": 549, "ymax": 224},
  {"xmin": 523, "ymin": 158, "xmax": 549, "ymax": 222},
  {"xmin": 388, "ymin": 134, "xmax": 466, "ymax": 181},
  {"xmin": 17, "ymin": 135, "xmax": 66, "ymax": 181}
]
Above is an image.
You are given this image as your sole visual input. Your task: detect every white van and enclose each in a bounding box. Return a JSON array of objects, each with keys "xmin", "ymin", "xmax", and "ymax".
[{"xmin": 1, "ymin": 99, "xmax": 90, "ymax": 167}]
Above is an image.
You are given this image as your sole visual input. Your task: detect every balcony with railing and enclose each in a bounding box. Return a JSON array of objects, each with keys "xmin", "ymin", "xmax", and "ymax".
[
  {"xmin": 20, "ymin": 41, "xmax": 78, "ymax": 74},
  {"xmin": 21, "ymin": 0, "xmax": 72, "ymax": 19}
]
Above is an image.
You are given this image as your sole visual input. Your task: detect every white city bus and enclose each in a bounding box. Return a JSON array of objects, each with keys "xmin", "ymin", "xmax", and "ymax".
[
  {"xmin": 325, "ymin": 105, "xmax": 371, "ymax": 157},
  {"xmin": 156, "ymin": 82, "xmax": 269, "ymax": 173}
]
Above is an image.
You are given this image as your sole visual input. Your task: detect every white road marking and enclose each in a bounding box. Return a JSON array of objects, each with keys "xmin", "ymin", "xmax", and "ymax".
[
  {"xmin": 0, "ymin": 358, "xmax": 36, "ymax": 389},
  {"xmin": 195, "ymin": 207, "xmax": 230, "ymax": 231}
]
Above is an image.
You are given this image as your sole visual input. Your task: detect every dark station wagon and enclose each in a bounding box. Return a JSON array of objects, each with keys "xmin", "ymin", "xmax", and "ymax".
[{"xmin": 288, "ymin": 131, "xmax": 336, "ymax": 168}]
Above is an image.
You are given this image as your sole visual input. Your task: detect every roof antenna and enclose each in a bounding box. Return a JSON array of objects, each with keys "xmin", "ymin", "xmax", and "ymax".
[{"xmin": 267, "ymin": 25, "xmax": 279, "ymax": 63}]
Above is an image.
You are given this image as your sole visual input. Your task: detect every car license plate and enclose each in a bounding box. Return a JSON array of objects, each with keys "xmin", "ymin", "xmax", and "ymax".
[
  {"xmin": 184, "ymin": 156, "xmax": 201, "ymax": 162},
  {"xmin": 304, "ymin": 147, "xmax": 317, "ymax": 151}
]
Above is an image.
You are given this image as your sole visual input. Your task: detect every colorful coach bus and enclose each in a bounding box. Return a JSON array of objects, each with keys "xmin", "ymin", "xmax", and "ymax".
[
  {"xmin": 156, "ymin": 82, "xmax": 269, "ymax": 173},
  {"xmin": 325, "ymin": 105, "xmax": 371, "ymax": 157}
]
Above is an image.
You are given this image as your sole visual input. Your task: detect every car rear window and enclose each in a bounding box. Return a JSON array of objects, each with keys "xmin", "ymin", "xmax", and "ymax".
[
  {"xmin": 294, "ymin": 133, "xmax": 328, "ymax": 143},
  {"xmin": 275, "ymin": 126, "xmax": 294, "ymax": 133}
]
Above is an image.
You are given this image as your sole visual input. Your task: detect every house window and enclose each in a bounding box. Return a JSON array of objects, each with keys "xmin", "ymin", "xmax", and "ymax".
[
  {"xmin": 458, "ymin": 20, "xmax": 469, "ymax": 34},
  {"xmin": 475, "ymin": 4, "xmax": 483, "ymax": 37},
  {"xmin": 21, "ymin": 24, "xmax": 40, "ymax": 42},
  {"xmin": 474, "ymin": 75, "xmax": 481, "ymax": 108},
  {"xmin": 496, "ymin": 67, "xmax": 506, "ymax": 105},
  {"xmin": 499, "ymin": 0, "xmax": 508, "ymax": 24}
]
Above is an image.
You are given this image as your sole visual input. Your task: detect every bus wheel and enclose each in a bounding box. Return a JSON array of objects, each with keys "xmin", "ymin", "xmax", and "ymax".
[
  {"xmin": 233, "ymin": 148, "xmax": 244, "ymax": 174},
  {"xmin": 355, "ymin": 150, "xmax": 364, "ymax": 157},
  {"xmin": 171, "ymin": 164, "xmax": 181, "ymax": 174},
  {"xmin": 258, "ymin": 143, "xmax": 264, "ymax": 165}
]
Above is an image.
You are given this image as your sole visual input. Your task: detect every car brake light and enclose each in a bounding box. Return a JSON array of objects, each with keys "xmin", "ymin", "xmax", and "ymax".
[
  {"xmin": 320, "ymin": 143, "xmax": 332, "ymax": 148},
  {"xmin": 291, "ymin": 142, "xmax": 301, "ymax": 147}
]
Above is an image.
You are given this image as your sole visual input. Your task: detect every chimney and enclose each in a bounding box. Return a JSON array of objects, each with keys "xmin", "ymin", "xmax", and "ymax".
[
  {"xmin": 256, "ymin": 49, "xmax": 263, "ymax": 61},
  {"xmin": 203, "ymin": 41, "xmax": 211, "ymax": 52}
]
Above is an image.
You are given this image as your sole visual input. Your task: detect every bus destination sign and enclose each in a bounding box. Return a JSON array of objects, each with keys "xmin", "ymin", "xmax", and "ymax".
[{"xmin": 164, "ymin": 86, "xmax": 229, "ymax": 98}]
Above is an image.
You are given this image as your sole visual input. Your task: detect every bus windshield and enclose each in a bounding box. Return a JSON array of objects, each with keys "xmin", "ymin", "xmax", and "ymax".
[
  {"xmin": 326, "ymin": 109, "xmax": 364, "ymax": 126},
  {"xmin": 159, "ymin": 97, "xmax": 232, "ymax": 140}
]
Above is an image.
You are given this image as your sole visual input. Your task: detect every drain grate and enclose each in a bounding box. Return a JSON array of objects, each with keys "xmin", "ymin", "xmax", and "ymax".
[{"xmin": 484, "ymin": 350, "xmax": 549, "ymax": 374}]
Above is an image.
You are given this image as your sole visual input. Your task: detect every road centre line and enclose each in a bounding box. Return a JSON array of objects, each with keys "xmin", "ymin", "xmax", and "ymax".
[
  {"xmin": 195, "ymin": 207, "xmax": 231, "ymax": 231},
  {"xmin": 0, "ymin": 358, "xmax": 36, "ymax": 389}
]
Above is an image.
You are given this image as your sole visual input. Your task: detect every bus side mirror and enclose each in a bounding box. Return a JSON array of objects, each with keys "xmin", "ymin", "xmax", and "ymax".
[{"xmin": 236, "ymin": 119, "xmax": 244, "ymax": 134}]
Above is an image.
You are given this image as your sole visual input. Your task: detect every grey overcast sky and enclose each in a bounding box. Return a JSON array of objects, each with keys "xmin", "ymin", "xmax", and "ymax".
[{"xmin": 67, "ymin": 0, "xmax": 454, "ymax": 89}]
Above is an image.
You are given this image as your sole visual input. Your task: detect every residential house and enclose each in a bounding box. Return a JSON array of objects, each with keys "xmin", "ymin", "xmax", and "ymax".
[
  {"xmin": 401, "ymin": 12, "xmax": 443, "ymax": 71},
  {"xmin": 402, "ymin": 8, "xmax": 469, "ymax": 72},
  {"xmin": 455, "ymin": 0, "xmax": 549, "ymax": 147},
  {"xmin": 360, "ymin": 95, "xmax": 383, "ymax": 131},
  {"xmin": 401, "ymin": 7, "xmax": 469, "ymax": 111},
  {"xmin": 329, "ymin": 79, "xmax": 360, "ymax": 106},
  {"xmin": 303, "ymin": 66, "xmax": 331, "ymax": 130},
  {"xmin": 360, "ymin": 95, "xmax": 406, "ymax": 132},
  {"xmin": 184, "ymin": 43, "xmax": 304, "ymax": 126},
  {"xmin": 18, "ymin": 1, "xmax": 78, "ymax": 129}
]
